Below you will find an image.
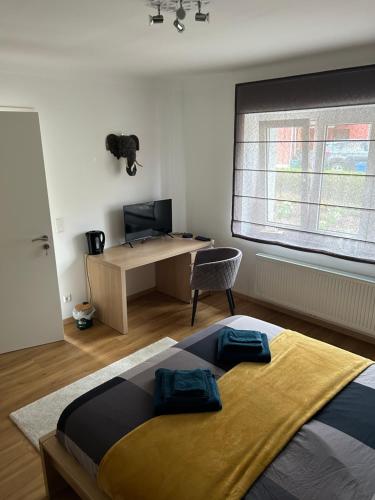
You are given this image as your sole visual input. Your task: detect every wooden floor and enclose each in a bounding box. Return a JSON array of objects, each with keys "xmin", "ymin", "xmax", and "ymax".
[{"xmin": 1, "ymin": 291, "xmax": 375, "ymax": 500}]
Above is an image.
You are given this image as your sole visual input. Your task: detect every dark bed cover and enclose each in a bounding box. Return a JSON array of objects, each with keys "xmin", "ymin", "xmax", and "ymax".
[{"xmin": 57, "ymin": 316, "xmax": 375, "ymax": 499}]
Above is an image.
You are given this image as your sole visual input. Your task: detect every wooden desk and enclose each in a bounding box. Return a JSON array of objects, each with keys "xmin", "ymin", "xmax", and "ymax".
[{"xmin": 86, "ymin": 237, "xmax": 213, "ymax": 334}]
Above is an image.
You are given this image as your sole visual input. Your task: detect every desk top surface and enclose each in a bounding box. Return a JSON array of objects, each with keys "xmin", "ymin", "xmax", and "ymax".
[{"xmin": 87, "ymin": 236, "xmax": 213, "ymax": 270}]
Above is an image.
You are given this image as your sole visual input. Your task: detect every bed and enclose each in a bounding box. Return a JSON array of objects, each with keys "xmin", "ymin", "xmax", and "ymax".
[{"xmin": 41, "ymin": 315, "xmax": 375, "ymax": 499}]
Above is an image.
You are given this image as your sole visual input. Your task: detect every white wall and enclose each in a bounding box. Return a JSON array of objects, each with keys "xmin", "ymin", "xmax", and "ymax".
[
  {"xmin": 0, "ymin": 70, "xmax": 163, "ymax": 318},
  {"xmin": 3, "ymin": 43, "xmax": 375, "ymax": 321},
  {"xmin": 177, "ymin": 45, "xmax": 375, "ymax": 298},
  {"xmin": 157, "ymin": 85, "xmax": 187, "ymax": 233}
]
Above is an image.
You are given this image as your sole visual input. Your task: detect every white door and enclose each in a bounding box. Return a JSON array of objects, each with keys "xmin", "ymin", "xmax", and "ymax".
[{"xmin": 0, "ymin": 110, "xmax": 63, "ymax": 354}]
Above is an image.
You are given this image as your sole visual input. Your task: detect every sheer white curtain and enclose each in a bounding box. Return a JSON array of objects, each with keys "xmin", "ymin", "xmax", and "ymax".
[{"xmin": 233, "ymin": 100, "xmax": 375, "ymax": 263}]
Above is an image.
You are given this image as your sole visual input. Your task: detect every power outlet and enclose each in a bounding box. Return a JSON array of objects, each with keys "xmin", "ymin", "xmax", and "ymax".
[{"xmin": 63, "ymin": 293, "xmax": 72, "ymax": 303}]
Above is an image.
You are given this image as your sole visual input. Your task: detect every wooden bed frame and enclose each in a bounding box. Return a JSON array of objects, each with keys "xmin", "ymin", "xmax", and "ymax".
[{"xmin": 40, "ymin": 431, "xmax": 109, "ymax": 499}]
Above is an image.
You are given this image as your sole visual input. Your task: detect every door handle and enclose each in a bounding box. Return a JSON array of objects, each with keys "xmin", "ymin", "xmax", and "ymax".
[{"xmin": 32, "ymin": 235, "xmax": 49, "ymax": 242}]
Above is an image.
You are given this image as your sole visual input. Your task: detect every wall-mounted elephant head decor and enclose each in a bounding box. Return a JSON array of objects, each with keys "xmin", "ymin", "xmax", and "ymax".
[{"xmin": 105, "ymin": 134, "xmax": 143, "ymax": 176}]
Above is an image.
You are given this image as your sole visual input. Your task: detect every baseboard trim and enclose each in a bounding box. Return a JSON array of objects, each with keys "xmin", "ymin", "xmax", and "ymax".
[{"xmin": 232, "ymin": 291, "xmax": 375, "ymax": 346}]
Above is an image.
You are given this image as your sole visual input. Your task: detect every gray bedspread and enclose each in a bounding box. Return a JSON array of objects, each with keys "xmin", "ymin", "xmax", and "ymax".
[{"xmin": 57, "ymin": 315, "xmax": 375, "ymax": 499}]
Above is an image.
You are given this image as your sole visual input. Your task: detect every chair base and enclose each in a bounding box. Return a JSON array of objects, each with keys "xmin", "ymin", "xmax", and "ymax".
[
  {"xmin": 226, "ymin": 289, "xmax": 235, "ymax": 316},
  {"xmin": 191, "ymin": 289, "xmax": 199, "ymax": 326},
  {"xmin": 191, "ymin": 289, "xmax": 235, "ymax": 326}
]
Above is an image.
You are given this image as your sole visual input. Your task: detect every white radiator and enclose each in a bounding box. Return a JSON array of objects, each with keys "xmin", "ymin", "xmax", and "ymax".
[{"xmin": 255, "ymin": 253, "xmax": 375, "ymax": 337}]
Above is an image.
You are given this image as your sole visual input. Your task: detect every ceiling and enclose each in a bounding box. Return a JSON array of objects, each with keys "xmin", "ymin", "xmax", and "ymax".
[{"xmin": 1, "ymin": 0, "xmax": 375, "ymax": 76}]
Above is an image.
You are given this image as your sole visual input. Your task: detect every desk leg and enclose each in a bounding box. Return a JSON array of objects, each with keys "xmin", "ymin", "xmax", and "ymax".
[
  {"xmin": 87, "ymin": 259, "xmax": 128, "ymax": 334},
  {"xmin": 155, "ymin": 253, "xmax": 192, "ymax": 303}
]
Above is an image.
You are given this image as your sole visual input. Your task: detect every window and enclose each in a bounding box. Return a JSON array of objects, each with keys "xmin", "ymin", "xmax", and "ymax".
[{"xmin": 232, "ymin": 66, "xmax": 375, "ymax": 263}]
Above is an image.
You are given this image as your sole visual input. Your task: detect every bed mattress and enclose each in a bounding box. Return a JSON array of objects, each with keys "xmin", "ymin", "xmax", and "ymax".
[{"xmin": 57, "ymin": 315, "xmax": 375, "ymax": 499}]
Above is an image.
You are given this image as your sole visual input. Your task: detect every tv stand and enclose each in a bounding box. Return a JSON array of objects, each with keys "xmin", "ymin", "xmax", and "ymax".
[
  {"xmin": 125, "ymin": 234, "xmax": 174, "ymax": 248},
  {"xmin": 86, "ymin": 236, "xmax": 213, "ymax": 334}
]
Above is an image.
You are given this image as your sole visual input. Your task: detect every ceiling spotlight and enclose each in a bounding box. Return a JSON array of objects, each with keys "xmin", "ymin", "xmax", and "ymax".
[
  {"xmin": 195, "ymin": 1, "xmax": 209, "ymax": 22},
  {"xmin": 173, "ymin": 17, "xmax": 185, "ymax": 33},
  {"xmin": 176, "ymin": 0, "xmax": 186, "ymax": 20},
  {"xmin": 147, "ymin": 0, "xmax": 210, "ymax": 33},
  {"xmin": 149, "ymin": 4, "xmax": 164, "ymax": 25}
]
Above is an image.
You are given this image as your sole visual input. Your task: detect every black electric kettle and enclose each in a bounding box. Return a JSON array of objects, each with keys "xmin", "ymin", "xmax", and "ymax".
[{"xmin": 86, "ymin": 231, "xmax": 105, "ymax": 255}]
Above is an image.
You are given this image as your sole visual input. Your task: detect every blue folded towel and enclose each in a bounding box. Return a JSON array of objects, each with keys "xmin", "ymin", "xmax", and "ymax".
[
  {"xmin": 221, "ymin": 327, "xmax": 264, "ymax": 352},
  {"xmin": 172, "ymin": 369, "xmax": 209, "ymax": 397},
  {"xmin": 154, "ymin": 368, "xmax": 222, "ymax": 415},
  {"xmin": 228, "ymin": 330, "xmax": 262, "ymax": 345},
  {"xmin": 217, "ymin": 328, "xmax": 271, "ymax": 365}
]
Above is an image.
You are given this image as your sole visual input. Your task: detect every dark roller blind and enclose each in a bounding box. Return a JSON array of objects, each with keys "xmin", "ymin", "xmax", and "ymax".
[
  {"xmin": 236, "ymin": 65, "xmax": 375, "ymax": 114},
  {"xmin": 232, "ymin": 65, "xmax": 375, "ymax": 264}
]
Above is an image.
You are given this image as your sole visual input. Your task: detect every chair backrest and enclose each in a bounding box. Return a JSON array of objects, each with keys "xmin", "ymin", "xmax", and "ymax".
[{"xmin": 191, "ymin": 247, "xmax": 242, "ymax": 291}]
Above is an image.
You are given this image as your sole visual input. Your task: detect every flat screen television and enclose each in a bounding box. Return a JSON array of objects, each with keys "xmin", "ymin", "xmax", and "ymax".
[{"xmin": 123, "ymin": 199, "xmax": 172, "ymax": 244}]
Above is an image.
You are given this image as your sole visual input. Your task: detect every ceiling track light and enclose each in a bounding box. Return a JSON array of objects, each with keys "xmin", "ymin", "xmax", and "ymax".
[
  {"xmin": 173, "ymin": 17, "xmax": 185, "ymax": 33},
  {"xmin": 147, "ymin": 0, "xmax": 210, "ymax": 32},
  {"xmin": 149, "ymin": 4, "xmax": 164, "ymax": 25},
  {"xmin": 176, "ymin": 0, "xmax": 186, "ymax": 20},
  {"xmin": 195, "ymin": 1, "xmax": 209, "ymax": 22}
]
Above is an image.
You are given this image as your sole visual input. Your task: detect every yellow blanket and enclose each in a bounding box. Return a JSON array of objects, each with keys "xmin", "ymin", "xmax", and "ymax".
[{"xmin": 98, "ymin": 330, "xmax": 372, "ymax": 500}]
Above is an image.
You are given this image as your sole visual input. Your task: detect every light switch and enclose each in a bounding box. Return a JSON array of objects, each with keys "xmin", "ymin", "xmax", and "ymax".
[{"xmin": 56, "ymin": 217, "xmax": 64, "ymax": 233}]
